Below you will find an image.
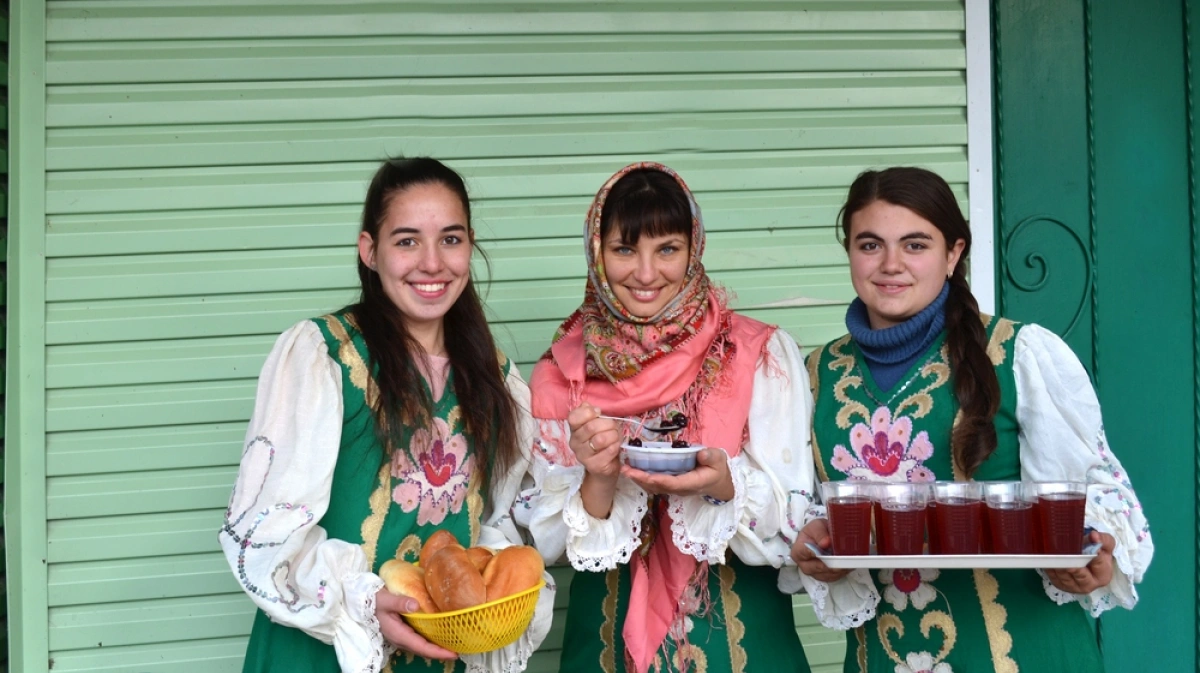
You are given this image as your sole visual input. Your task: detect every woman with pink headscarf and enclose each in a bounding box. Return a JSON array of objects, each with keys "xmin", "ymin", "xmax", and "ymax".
[{"xmin": 516, "ymin": 162, "xmax": 818, "ymax": 672}]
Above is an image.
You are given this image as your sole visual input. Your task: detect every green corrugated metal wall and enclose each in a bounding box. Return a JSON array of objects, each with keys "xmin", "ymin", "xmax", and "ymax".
[{"xmin": 7, "ymin": 2, "xmax": 968, "ymax": 671}]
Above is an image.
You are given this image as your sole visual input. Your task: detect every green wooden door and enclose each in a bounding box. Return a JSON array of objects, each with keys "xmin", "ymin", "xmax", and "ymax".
[{"xmin": 994, "ymin": 0, "xmax": 1193, "ymax": 669}]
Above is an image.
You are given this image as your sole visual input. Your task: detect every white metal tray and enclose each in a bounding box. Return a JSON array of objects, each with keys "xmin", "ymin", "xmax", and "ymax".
[{"xmin": 805, "ymin": 542, "xmax": 1099, "ymax": 569}]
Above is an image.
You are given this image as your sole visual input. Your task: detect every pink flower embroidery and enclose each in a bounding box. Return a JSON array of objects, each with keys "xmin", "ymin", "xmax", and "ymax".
[
  {"xmin": 831, "ymin": 407, "xmax": 934, "ymax": 481},
  {"xmin": 392, "ymin": 418, "xmax": 473, "ymax": 526}
]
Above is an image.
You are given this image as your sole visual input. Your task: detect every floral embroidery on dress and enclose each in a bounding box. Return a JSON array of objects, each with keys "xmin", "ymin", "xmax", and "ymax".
[
  {"xmin": 894, "ymin": 651, "xmax": 952, "ymax": 673},
  {"xmin": 879, "ymin": 568, "xmax": 939, "ymax": 611},
  {"xmin": 391, "ymin": 418, "xmax": 473, "ymax": 526},
  {"xmin": 832, "ymin": 407, "xmax": 935, "ymax": 481}
]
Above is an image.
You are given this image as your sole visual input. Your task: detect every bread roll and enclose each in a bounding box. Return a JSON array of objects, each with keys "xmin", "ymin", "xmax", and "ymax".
[
  {"xmin": 482, "ymin": 545, "xmax": 545, "ymax": 602},
  {"xmin": 419, "ymin": 529, "xmax": 462, "ymax": 569},
  {"xmin": 465, "ymin": 546, "xmax": 495, "ymax": 573},
  {"xmin": 424, "ymin": 545, "xmax": 487, "ymax": 611},
  {"xmin": 378, "ymin": 559, "xmax": 438, "ymax": 614}
]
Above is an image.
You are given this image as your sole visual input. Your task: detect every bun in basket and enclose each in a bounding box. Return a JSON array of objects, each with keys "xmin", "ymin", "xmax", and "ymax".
[
  {"xmin": 379, "ymin": 559, "xmax": 437, "ymax": 614},
  {"xmin": 425, "ymin": 545, "xmax": 487, "ymax": 612},
  {"xmin": 482, "ymin": 545, "xmax": 545, "ymax": 602},
  {"xmin": 465, "ymin": 546, "xmax": 495, "ymax": 573},
  {"xmin": 419, "ymin": 530, "xmax": 462, "ymax": 569}
]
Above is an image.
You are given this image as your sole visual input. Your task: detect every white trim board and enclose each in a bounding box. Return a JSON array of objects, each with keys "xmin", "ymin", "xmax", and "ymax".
[{"xmin": 966, "ymin": 0, "xmax": 996, "ymax": 314}]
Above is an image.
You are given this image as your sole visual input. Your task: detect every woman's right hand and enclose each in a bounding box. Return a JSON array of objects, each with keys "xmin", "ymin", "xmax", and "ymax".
[
  {"xmin": 567, "ymin": 403, "xmax": 622, "ymax": 479},
  {"xmin": 790, "ymin": 518, "xmax": 852, "ymax": 582},
  {"xmin": 375, "ymin": 588, "xmax": 458, "ymax": 661}
]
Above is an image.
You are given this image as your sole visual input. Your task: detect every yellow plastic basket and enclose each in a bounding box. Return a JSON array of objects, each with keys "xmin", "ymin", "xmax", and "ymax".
[{"xmin": 401, "ymin": 580, "xmax": 545, "ymax": 654}]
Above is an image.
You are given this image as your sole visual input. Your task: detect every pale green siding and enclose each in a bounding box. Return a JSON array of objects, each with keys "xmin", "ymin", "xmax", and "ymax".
[{"xmin": 9, "ymin": 2, "xmax": 969, "ymax": 672}]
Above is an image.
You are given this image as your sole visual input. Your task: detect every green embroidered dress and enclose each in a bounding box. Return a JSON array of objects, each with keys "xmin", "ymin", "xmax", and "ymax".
[
  {"xmin": 806, "ymin": 317, "xmax": 1152, "ymax": 673},
  {"xmin": 222, "ymin": 313, "xmax": 550, "ymax": 673}
]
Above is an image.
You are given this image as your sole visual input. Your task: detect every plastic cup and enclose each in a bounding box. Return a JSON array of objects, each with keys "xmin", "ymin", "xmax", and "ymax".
[
  {"xmin": 984, "ymin": 481, "xmax": 1037, "ymax": 554},
  {"xmin": 872, "ymin": 483, "xmax": 930, "ymax": 556},
  {"xmin": 932, "ymin": 481, "xmax": 983, "ymax": 554},
  {"xmin": 1034, "ymin": 481, "xmax": 1087, "ymax": 554},
  {"xmin": 821, "ymin": 481, "xmax": 873, "ymax": 556}
]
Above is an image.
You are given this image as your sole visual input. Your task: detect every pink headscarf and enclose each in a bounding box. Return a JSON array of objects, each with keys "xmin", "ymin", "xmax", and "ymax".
[{"xmin": 530, "ymin": 162, "xmax": 776, "ymax": 672}]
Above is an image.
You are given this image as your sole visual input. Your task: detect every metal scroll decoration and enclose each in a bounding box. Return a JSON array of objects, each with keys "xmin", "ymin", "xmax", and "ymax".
[{"xmin": 1002, "ymin": 214, "xmax": 1094, "ymax": 339}]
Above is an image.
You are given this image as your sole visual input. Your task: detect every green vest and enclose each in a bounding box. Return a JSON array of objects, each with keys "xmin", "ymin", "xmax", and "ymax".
[
  {"xmin": 243, "ymin": 310, "xmax": 505, "ymax": 673},
  {"xmin": 807, "ymin": 317, "xmax": 1103, "ymax": 673}
]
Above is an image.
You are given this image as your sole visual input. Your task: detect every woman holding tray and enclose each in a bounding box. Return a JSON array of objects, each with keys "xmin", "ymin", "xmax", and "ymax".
[
  {"xmin": 790, "ymin": 167, "xmax": 1153, "ymax": 672},
  {"xmin": 518, "ymin": 162, "xmax": 815, "ymax": 672}
]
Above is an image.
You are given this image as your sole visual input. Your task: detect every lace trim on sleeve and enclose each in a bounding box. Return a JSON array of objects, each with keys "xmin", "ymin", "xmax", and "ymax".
[
  {"xmin": 563, "ymin": 475, "xmax": 648, "ymax": 572},
  {"xmin": 346, "ymin": 573, "xmax": 391, "ymax": 673},
  {"xmin": 805, "ymin": 568, "xmax": 878, "ymax": 630},
  {"xmin": 667, "ymin": 458, "xmax": 747, "ymax": 563}
]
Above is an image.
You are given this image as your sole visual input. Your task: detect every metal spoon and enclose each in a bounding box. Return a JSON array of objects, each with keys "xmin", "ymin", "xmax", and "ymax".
[{"xmin": 598, "ymin": 412, "xmax": 688, "ymax": 435}]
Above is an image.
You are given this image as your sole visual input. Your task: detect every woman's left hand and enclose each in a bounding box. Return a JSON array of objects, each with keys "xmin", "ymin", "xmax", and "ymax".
[
  {"xmin": 1043, "ymin": 530, "xmax": 1116, "ymax": 594},
  {"xmin": 621, "ymin": 447, "xmax": 735, "ymax": 501}
]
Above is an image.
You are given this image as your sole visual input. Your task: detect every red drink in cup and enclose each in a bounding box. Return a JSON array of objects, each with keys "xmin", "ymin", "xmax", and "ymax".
[
  {"xmin": 926, "ymin": 500, "xmax": 940, "ymax": 554},
  {"xmin": 933, "ymin": 482, "xmax": 983, "ymax": 554},
  {"xmin": 872, "ymin": 483, "xmax": 930, "ymax": 556},
  {"xmin": 821, "ymin": 481, "xmax": 873, "ymax": 556},
  {"xmin": 879, "ymin": 505, "xmax": 926, "ymax": 555},
  {"xmin": 873, "ymin": 501, "xmax": 888, "ymax": 553},
  {"xmin": 984, "ymin": 481, "xmax": 1037, "ymax": 554},
  {"xmin": 1035, "ymin": 481, "xmax": 1087, "ymax": 554}
]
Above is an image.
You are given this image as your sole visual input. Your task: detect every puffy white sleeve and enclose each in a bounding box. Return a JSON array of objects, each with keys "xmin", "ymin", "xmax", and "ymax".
[
  {"xmin": 219, "ymin": 321, "xmax": 389, "ymax": 673},
  {"xmin": 667, "ymin": 330, "xmax": 812, "ymax": 566},
  {"xmin": 517, "ymin": 415, "xmax": 650, "ymax": 572},
  {"xmin": 733, "ymin": 333, "xmax": 878, "ymax": 630},
  {"xmin": 1014, "ymin": 323, "xmax": 1154, "ymax": 616},
  {"xmin": 463, "ymin": 364, "xmax": 557, "ymax": 673}
]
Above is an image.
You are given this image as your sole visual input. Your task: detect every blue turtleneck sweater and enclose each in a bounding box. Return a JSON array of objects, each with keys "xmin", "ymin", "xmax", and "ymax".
[{"xmin": 845, "ymin": 281, "xmax": 950, "ymax": 392}]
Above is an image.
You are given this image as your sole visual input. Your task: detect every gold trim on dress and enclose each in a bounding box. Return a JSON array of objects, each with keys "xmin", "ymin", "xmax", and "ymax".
[
  {"xmin": 877, "ymin": 613, "xmax": 906, "ymax": 665},
  {"xmin": 813, "ymin": 432, "xmax": 830, "ymax": 484},
  {"xmin": 360, "ymin": 462, "xmax": 392, "ymax": 570},
  {"xmin": 806, "ymin": 348, "xmax": 821, "ymax": 403},
  {"xmin": 895, "ymin": 355, "xmax": 951, "ymax": 420},
  {"xmin": 673, "ymin": 645, "xmax": 708, "ymax": 673},
  {"xmin": 466, "ymin": 482, "xmax": 483, "ymax": 547},
  {"xmin": 974, "ymin": 568, "xmax": 1018, "ymax": 673},
  {"xmin": 986, "ymin": 317, "xmax": 1018, "ymax": 366},
  {"xmin": 878, "ymin": 609, "xmax": 957, "ymax": 667},
  {"xmin": 853, "ymin": 625, "xmax": 868, "ymax": 673},
  {"xmin": 808, "ymin": 349, "xmax": 832, "ymax": 483},
  {"xmin": 600, "ymin": 569, "xmax": 619, "ymax": 673},
  {"xmin": 829, "ymin": 336, "xmax": 872, "ymax": 429},
  {"xmin": 919, "ymin": 610, "xmax": 957, "ymax": 663},
  {"xmin": 322, "ymin": 314, "xmax": 380, "ymax": 405},
  {"xmin": 718, "ymin": 564, "xmax": 748, "ymax": 673},
  {"xmin": 394, "ymin": 534, "xmax": 422, "ymax": 563}
]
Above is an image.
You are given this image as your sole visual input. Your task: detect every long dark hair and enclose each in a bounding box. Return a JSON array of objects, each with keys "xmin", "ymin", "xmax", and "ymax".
[
  {"xmin": 352, "ymin": 157, "xmax": 519, "ymax": 484},
  {"xmin": 838, "ymin": 167, "xmax": 999, "ymax": 478},
  {"xmin": 599, "ymin": 168, "xmax": 693, "ymax": 244}
]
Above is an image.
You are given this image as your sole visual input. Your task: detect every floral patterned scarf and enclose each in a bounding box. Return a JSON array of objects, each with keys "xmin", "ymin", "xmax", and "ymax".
[{"xmin": 557, "ymin": 161, "xmax": 713, "ymax": 383}]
